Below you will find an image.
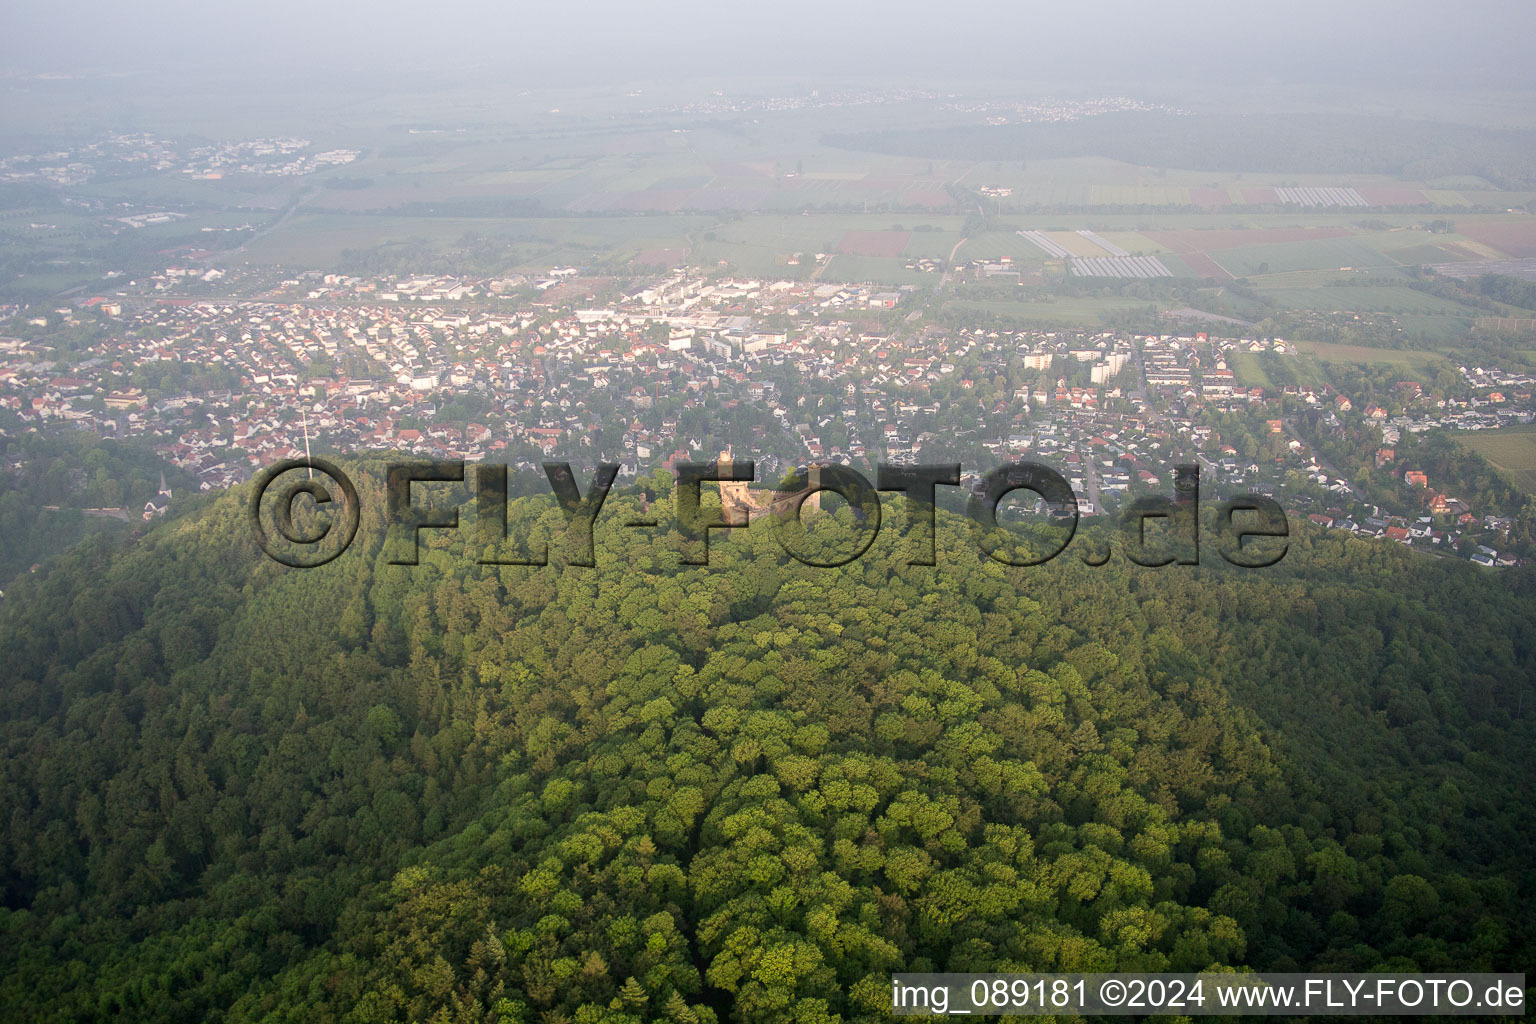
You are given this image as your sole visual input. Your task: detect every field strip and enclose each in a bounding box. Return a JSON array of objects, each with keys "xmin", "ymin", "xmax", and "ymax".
[
  {"xmin": 1076, "ymin": 230, "xmax": 1128, "ymax": 257},
  {"xmin": 1018, "ymin": 230, "xmax": 1071, "ymax": 258}
]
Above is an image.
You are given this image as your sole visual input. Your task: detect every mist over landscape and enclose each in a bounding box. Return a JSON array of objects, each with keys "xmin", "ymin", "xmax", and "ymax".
[
  {"xmin": 0, "ymin": 2, "xmax": 1532, "ymax": 1022},
  {"xmin": 7, "ymin": 0, "xmax": 1536, "ymax": 91}
]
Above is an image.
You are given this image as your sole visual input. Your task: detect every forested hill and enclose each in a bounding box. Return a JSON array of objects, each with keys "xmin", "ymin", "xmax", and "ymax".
[{"xmin": 0, "ymin": 465, "xmax": 1532, "ymax": 1023}]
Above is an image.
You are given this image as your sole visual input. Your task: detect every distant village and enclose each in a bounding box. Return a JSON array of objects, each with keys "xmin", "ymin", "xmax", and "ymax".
[{"xmin": 0, "ymin": 133, "xmax": 358, "ymax": 187}]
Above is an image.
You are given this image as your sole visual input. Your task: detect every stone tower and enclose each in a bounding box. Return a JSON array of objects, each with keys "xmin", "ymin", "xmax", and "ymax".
[{"xmin": 717, "ymin": 449, "xmax": 753, "ymax": 525}]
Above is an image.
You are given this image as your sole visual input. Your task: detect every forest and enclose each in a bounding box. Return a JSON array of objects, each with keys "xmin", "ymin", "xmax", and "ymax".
[{"xmin": 0, "ymin": 462, "xmax": 1532, "ymax": 1023}]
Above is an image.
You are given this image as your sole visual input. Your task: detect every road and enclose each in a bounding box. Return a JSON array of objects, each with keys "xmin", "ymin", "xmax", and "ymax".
[
  {"xmin": 1132, "ymin": 343, "xmax": 1176, "ymax": 437},
  {"xmin": 1081, "ymin": 453, "xmax": 1102, "ymax": 516},
  {"xmin": 1281, "ymin": 416, "xmax": 1360, "ymax": 496},
  {"xmin": 42, "ymin": 506, "xmax": 131, "ymax": 521},
  {"xmin": 939, "ymin": 234, "xmax": 969, "ymax": 287},
  {"xmin": 95, "ymin": 292, "xmax": 522, "ymax": 314}
]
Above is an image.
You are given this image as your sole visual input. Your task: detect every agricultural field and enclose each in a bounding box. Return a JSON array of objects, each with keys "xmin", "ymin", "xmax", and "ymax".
[
  {"xmin": 835, "ymin": 231, "xmax": 910, "ymax": 257},
  {"xmin": 952, "ymin": 232, "xmax": 1051, "ymax": 263},
  {"xmin": 1460, "ymin": 426, "xmax": 1536, "ymax": 494},
  {"xmin": 715, "ymin": 213, "xmax": 960, "ymax": 253},
  {"xmin": 1455, "ymin": 218, "xmax": 1536, "ymax": 259},
  {"xmin": 941, "ymin": 295, "xmax": 1158, "ymax": 327},
  {"xmin": 1209, "ymin": 238, "xmax": 1401, "ymax": 277},
  {"xmin": 239, "ymin": 212, "xmax": 712, "ymax": 269},
  {"xmin": 228, "ymin": 197, "xmax": 1536, "ymax": 286},
  {"xmin": 1043, "ymin": 230, "xmax": 1115, "ymax": 257},
  {"xmin": 690, "ymin": 240, "xmax": 811, "ymax": 279},
  {"xmin": 955, "ymin": 155, "xmax": 1531, "ymax": 210},
  {"xmin": 1147, "ymin": 226, "xmax": 1349, "ymax": 249},
  {"xmin": 12, "ymin": 89, "xmax": 1536, "ymax": 301},
  {"xmin": 818, "ymin": 254, "xmax": 935, "ymax": 286},
  {"xmin": 1252, "ymin": 284, "xmax": 1481, "ymax": 316},
  {"xmin": 897, "ymin": 229, "xmax": 967, "ymax": 260},
  {"xmin": 1372, "ymin": 241, "xmax": 1491, "ymax": 264},
  {"xmin": 1087, "ymin": 185, "xmax": 1202, "ymax": 206},
  {"xmin": 1086, "ymin": 230, "xmax": 1171, "ymax": 253}
]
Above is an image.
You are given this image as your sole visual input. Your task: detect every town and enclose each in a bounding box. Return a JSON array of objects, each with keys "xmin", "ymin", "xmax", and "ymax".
[{"xmin": 2, "ymin": 264, "xmax": 1533, "ymax": 567}]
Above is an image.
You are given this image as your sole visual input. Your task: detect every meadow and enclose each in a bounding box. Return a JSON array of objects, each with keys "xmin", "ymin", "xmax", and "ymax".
[
  {"xmin": 1229, "ymin": 351, "xmax": 1273, "ymax": 387},
  {"xmin": 1460, "ymin": 426, "xmax": 1536, "ymax": 494},
  {"xmin": 1293, "ymin": 339, "xmax": 1452, "ymax": 372},
  {"xmin": 818, "ymin": 255, "xmax": 935, "ymax": 286}
]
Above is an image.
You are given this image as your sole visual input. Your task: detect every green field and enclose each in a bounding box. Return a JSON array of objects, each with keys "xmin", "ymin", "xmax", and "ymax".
[
  {"xmin": 1211, "ymin": 239, "xmax": 1401, "ymax": 277},
  {"xmin": 1088, "ymin": 184, "xmax": 1194, "ymax": 205},
  {"xmin": 1460, "ymin": 426, "xmax": 1536, "ymax": 494},
  {"xmin": 1253, "ymin": 283, "xmax": 1483, "ymax": 340},
  {"xmin": 718, "ymin": 214, "xmax": 962, "ymax": 250},
  {"xmin": 942, "ymin": 295, "xmax": 1157, "ymax": 326},
  {"xmin": 1293, "ymin": 340, "xmax": 1451, "ymax": 372},
  {"xmin": 240, "ymin": 212, "xmax": 714, "ymax": 268},
  {"xmin": 691, "ymin": 240, "xmax": 810, "ymax": 278},
  {"xmin": 897, "ymin": 230, "xmax": 967, "ymax": 260},
  {"xmin": 952, "ymin": 232, "xmax": 1049, "ymax": 263},
  {"xmin": 819, "ymin": 255, "xmax": 936, "ymax": 286},
  {"xmin": 1254, "ymin": 284, "xmax": 1478, "ymax": 316},
  {"xmin": 1229, "ymin": 351, "xmax": 1273, "ymax": 387}
]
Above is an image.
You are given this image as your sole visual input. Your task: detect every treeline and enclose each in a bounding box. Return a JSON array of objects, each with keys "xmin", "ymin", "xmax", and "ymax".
[{"xmin": 1474, "ymin": 274, "xmax": 1536, "ymax": 313}]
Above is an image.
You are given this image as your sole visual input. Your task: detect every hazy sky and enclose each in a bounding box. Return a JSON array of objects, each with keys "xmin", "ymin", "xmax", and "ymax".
[{"xmin": 5, "ymin": 0, "xmax": 1535, "ymax": 90}]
